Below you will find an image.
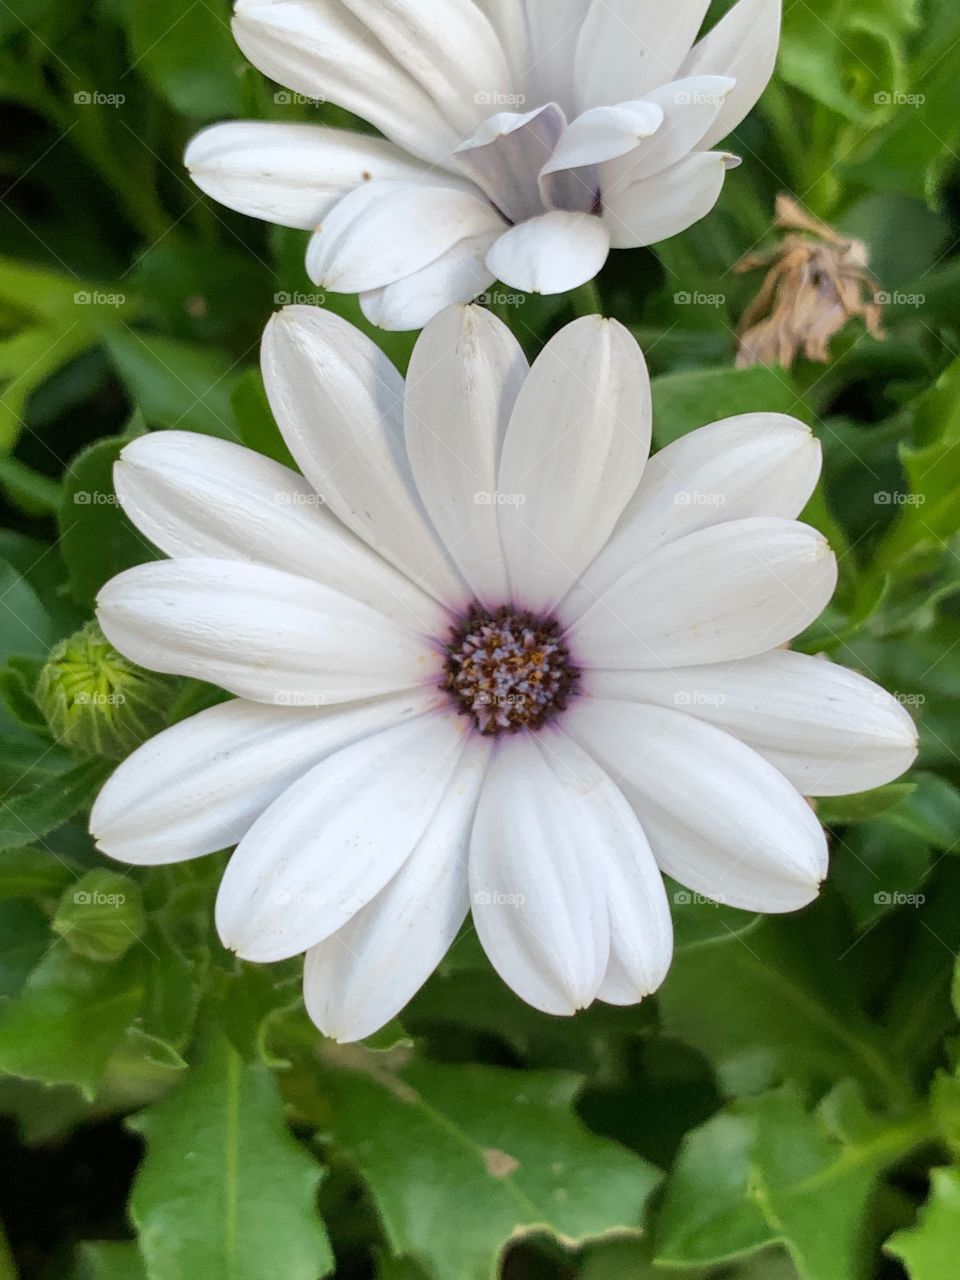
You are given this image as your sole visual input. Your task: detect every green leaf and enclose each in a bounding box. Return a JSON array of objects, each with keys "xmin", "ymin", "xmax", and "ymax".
[
  {"xmin": 52, "ymin": 870, "xmax": 146, "ymax": 963},
  {"xmin": 319, "ymin": 1047, "xmax": 661, "ymax": 1280},
  {"xmin": 0, "ymin": 759, "xmax": 111, "ymax": 849},
  {"xmin": 657, "ymin": 902, "xmax": 911, "ymax": 1105},
  {"xmin": 129, "ymin": 1034, "xmax": 333, "ymax": 1280},
  {"xmin": 0, "ymin": 847, "xmax": 75, "ymax": 903},
  {"xmin": 60, "ymin": 437, "xmax": 159, "ymax": 607},
  {"xmin": 103, "ymin": 331, "xmax": 243, "ymax": 440},
  {"xmin": 124, "ymin": 0, "xmax": 245, "ymax": 119},
  {"xmin": 0, "ymin": 945, "xmax": 144, "ymax": 1097},
  {"xmin": 816, "ymin": 782, "xmax": 917, "ymax": 826},
  {"xmin": 231, "ymin": 368, "xmax": 298, "ymax": 470},
  {"xmin": 0, "ymin": 559, "xmax": 55, "ymax": 664},
  {"xmin": 74, "ymin": 1241, "xmax": 147, "ymax": 1280},
  {"xmin": 656, "ymin": 1087, "xmax": 931, "ymax": 1279},
  {"xmin": 651, "ymin": 366, "xmax": 807, "ymax": 448},
  {"xmin": 886, "ymin": 1167, "xmax": 960, "ymax": 1278}
]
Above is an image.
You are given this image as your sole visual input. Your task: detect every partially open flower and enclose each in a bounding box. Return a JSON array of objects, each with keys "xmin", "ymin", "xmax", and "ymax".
[
  {"xmin": 186, "ymin": 0, "xmax": 782, "ymax": 328},
  {"xmin": 90, "ymin": 304, "xmax": 917, "ymax": 1043},
  {"xmin": 734, "ymin": 194, "xmax": 885, "ymax": 369}
]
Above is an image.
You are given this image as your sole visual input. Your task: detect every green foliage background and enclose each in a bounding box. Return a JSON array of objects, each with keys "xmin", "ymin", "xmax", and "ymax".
[{"xmin": 1, "ymin": 0, "xmax": 960, "ymax": 1277}]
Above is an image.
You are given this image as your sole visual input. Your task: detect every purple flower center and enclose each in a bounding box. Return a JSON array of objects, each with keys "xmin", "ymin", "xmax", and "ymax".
[{"xmin": 443, "ymin": 604, "xmax": 580, "ymax": 735}]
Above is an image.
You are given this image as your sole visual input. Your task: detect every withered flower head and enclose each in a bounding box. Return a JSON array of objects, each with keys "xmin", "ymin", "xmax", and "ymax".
[{"xmin": 734, "ymin": 195, "xmax": 885, "ymax": 370}]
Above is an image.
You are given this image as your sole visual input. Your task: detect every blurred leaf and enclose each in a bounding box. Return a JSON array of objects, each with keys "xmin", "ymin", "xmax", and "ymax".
[
  {"xmin": 321, "ymin": 1048, "xmax": 661, "ymax": 1280},
  {"xmin": 231, "ymin": 368, "xmax": 298, "ymax": 469},
  {"xmin": 0, "ymin": 758, "xmax": 111, "ymax": 849},
  {"xmin": 52, "ymin": 869, "xmax": 145, "ymax": 963},
  {"xmin": 0, "ymin": 559, "xmax": 55, "ymax": 663},
  {"xmin": 658, "ymin": 902, "xmax": 912, "ymax": 1105},
  {"xmin": 656, "ymin": 1087, "xmax": 931, "ymax": 1278},
  {"xmin": 651, "ymin": 366, "xmax": 807, "ymax": 448},
  {"xmin": 886, "ymin": 1167, "xmax": 960, "ymax": 1278},
  {"xmin": 103, "ymin": 331, "xmax": 243, "ymax": 439},
  {"xmin": 124, "ymin": 0, "xmax": 245, "ymax": 119},
  {"xmin": 0, "ymin": 847, "xmax": 75, "ymax": 903},
  {"xmin": 74, "ymin": 1240, "xmax": 147, "ymax": 1280},
  {"xmin": 0, "ymin": 944, "xmax": 144, "ymax": 1097},
  {"xmin": 60, "ymin": 436, "xmax": 159, "ymax": 607},
  {"xmin": 129, "ymin": 1033, "xmax": 334, "ymax": 1280},
  {"xmin": 817, "ymin": 782, "xmax": 917, "ymax": 826}
]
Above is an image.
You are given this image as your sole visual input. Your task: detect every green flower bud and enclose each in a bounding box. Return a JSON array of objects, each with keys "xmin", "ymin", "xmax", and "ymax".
[
  {"xmin": 52, "ymin": 869, "xmax": 146, "ymax": 963},
  {"xmin": 36, "ymin": 622, "xmax": 171, "ymax": 760}
]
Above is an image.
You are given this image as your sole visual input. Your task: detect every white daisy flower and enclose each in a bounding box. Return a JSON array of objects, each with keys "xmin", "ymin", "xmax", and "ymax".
[
  {"xmin": 91, "ymin": 305, "xmax": 917, "ymax": 1042},
  {"xmin": 185, "ymin": 0, "xmax": 781, "ymax": 329}
]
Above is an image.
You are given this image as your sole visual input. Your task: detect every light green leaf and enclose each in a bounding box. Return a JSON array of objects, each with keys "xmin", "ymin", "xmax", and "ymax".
[
  {"xmin": 125, "ymin": 0, "xmax": 245, "ymax": 119},
  {"xmin": 320, "ymin": 1047, "xmax": 661, "ymax": 1280},
  {"xmin": 0, "ymin": 944, "xmax": 144, "ymax": 1097},
  {"xmin": 816, "ymin": 782, "xmax": 917, "ymax": 826},
  {"xmin": 129, "ymin": 1034, "xmax": 333, "ymax": 1280},
  {"xmin": 74, "ymin": 1241, "xmax": 147, "ymax": 1280},
  {"xmin": 651, "ymin": 366, "xmax": 807, "ymax": 448},
  {"xmin": 52, "ymin": 870, "xmax": 146, "ymax": 963},
  {"xmin": 0, "ymin": 559, "xmax": 55, "ymax": 664},
  {"xmin": 60, "ymin": 437, "xmax": 159, "ymax": 607},
  {"xmin": 886, "ymin": 1167, "xmax": 960, "ymax": 1278},
  {"xmin": 0, "ymin": 758, "xmax": 111, "ymax": 849},
  {"xmin": 0, "ymin": 847, "xmax": 75, "ymax": 903},
  {"xmin": 103, "ymin": 332, "xmax": 243, "ymax": 440},
  {"xmin": 656, "ymin": 1088, "xmax": 931, "ymax": 1278}
]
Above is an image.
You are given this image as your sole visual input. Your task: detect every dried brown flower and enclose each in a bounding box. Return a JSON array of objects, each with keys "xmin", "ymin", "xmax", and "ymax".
[{"xmin": 734, "ymin": 194, "xmax": 885, "ymax": 369}]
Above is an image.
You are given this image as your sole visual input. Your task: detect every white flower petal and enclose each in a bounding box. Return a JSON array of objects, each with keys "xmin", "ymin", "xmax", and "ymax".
[
  {"xmin": 455, "ymin": 105, "xmax": 566, "ymax": 225},
  {"xmin": 586, "ymin": 651, "xmax": 919, "ymax": 797},
  {"xmin": 523, "ymin": 0, "xmax": 593, "ymax": 114},
  {"xmin": 563, "ymin": 413, "xmax": 822, "ymax": 620},
  {"xmin": 541, "ymin": 101, "xmax": 664, "ymax": 173},
  {"xmin": 547, "ymin": 729, "xmax": 673, "ymax": 1004},
  {"xmin": 215, "ymin": 712, "xmax": 469, "ymax": 961},
  {"xmin": 404, "ymin": 306, "xmax": 527, "ymax": 605},
  {"xmin": 359, "ymin": 234, "xmax": 498, "ymax": 332},
  {"xmin": 486, "ymin": 211, "xmax": 610, "ymax": 294},
  {"xmin": 569, "ymin": 517, "xmax": 837, "ymax": 669},
  {"xmin": 473, "ymin": 0, "xmax": 530, "ymax": 88},
  {"xmin": 114, "ymin": 431, "xmax": 446, "ymax": 635},
  {"xmin": 232, "ymin": 0, "xmax": 459, "ymax": 164},
  {"xmin": 91, "ymin": 691, "xmax": 440, "ymax": 865},
  {"xmin": 497, "ymin": 316, "xmax": 651, "ymax": 613},
  {"xmin": 575, "ymin": 0, "xmax": 711, "ymax": 108},
  {"xmin": 261, "ymin": 306, "xmax": 467, "ymax": 607},
  {"xmin": 97, "ymin": 558, "xmax": 438, "ymax": 706},
  {"xmin": 468, "ymin": 732, "xmax": 609, "ymax": 1015},
  {"xmin": 303, "ymin": 733, "xmax": 491, "ymax": 1042},
  {"xmin": 566, "ymin": 698, "xmax": 828, "ymax": 913},
  {"xmin": 602, "ymin": 150, "xmax": 727, "ymax": 249},
  {"xmin": 184, "ymin": 122, "xmax": 429, "ymax": 231},
  {"xmin": 306, "ymin": 180, "xmax": 505, "ymax": 294},
  {"xmin": 604, "ymin": 76, "xmax": 736, "ymax": 184},
  {"xmin": 339, "ymin": 0, "xmax": 513, "ymax": 136},
  {"xmin": 678, "ymin": 0, "xmax": 782, "ymax": 149}
]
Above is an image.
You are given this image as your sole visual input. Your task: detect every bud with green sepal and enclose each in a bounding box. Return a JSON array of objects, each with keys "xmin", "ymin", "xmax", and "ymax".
[
  {"xmin": 36, "ymin": 621, "xmax": 173, "ymax": 760},
  {"xmin": 52, "ymin": 869, "xmax": 146, "ymax": 962}
]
